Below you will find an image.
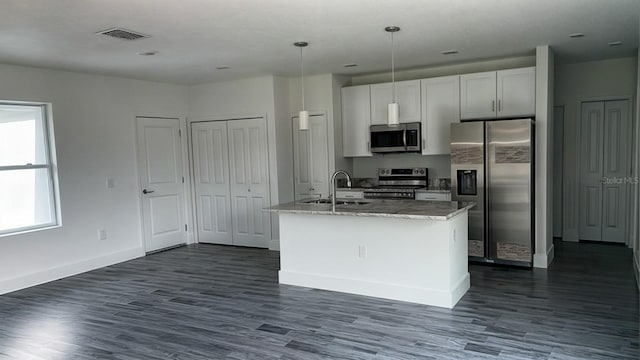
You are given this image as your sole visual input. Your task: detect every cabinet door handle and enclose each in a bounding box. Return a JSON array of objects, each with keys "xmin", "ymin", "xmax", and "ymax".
[
  {"xmin": 367, "ymin": 141, "xmax": 370, "ymax": 152},
  {"xmin": 491, "ymin": 100, "xmax": 495, "ymax": 112},
  {"xmin": 422, "ymin": 139, "xmax": 426, "ymax": 149},
  {"xmin": 498, "ymin": 99, "xmax": 502, "ymax": 112}
]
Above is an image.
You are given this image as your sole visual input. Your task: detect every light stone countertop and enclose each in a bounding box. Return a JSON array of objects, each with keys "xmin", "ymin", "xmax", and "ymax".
[{"xmin": 266, "ymin": 199, "xmax": 475, "ymax": 221}]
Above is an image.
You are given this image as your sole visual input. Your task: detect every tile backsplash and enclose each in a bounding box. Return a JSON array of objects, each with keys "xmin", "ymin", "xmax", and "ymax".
[{"xmin": 352, "ymin": 154, "xmax": 451, "ymax": 181}]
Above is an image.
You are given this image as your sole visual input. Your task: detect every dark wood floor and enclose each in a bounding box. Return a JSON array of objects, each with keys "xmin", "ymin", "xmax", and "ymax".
[{"xmin": 0, "ymin": 240, "xmax": 637, "ymax": 359}]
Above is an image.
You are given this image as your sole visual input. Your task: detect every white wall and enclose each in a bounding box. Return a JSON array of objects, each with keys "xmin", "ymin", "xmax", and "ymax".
[
  {"xmin": 187, "ymin": 76, "xmax": 289, "ymax": 249},
  {"xmin": 554, "ymin": 56, "xmax": 638, "ymax": 243},
  {"xmin": 0, "ymin": 63, "xmax": 188, "ymax": 295},
  {"xmin": 533, "ymin": 46, "xmax": 554, "ymax": 268}
]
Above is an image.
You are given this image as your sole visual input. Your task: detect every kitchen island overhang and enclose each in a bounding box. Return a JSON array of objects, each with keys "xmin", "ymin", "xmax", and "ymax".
[{"xmin": 267, "ymin": 200, "xmax": 475, "ymax": 309}]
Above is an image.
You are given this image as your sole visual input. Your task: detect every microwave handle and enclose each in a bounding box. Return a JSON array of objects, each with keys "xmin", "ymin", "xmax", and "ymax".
[{"xmin": 402, "ymin": 129, "xmax": 407, "ymax": 150}]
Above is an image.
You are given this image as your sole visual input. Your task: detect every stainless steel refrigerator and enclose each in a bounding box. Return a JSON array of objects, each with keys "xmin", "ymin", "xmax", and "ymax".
[{"xmin": 450, "ymin": 119, "xmax": 534, "ymax": 267}]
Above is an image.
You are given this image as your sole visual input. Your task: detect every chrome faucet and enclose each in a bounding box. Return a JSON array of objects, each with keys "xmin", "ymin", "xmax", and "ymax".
[{"xmin": 331, "ymin": 170, "xmax": 352, "ymax": 212}]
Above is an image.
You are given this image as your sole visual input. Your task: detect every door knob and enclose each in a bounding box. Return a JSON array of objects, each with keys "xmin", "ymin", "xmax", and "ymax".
[
  {"xmin": 248, "ymin": 189, "xmax": 251, "ymax": 192},
  {"xmin": 142, "ymin": 189, "xmax": 154, "ymax": 194}
]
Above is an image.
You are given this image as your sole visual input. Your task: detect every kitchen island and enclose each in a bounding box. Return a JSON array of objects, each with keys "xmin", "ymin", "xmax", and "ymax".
[{"xmin": 267, "ymin": 199, "xmax": 475, "ymax": 308}]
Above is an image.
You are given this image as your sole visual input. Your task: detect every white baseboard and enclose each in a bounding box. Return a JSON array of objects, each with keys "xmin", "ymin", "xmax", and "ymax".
[
  {"xmin": 268, "ymin": 239, "xmax": 280, "ymax": 251},
  {"xmin": 279, "ymin": 270, "xmax": 470, "ymax": 309},
  {"xmin": 0, "ymin": 247, "xmax": 144, "ymax": 295},
  {"xmin": 533, "ymin": 243, "xmax": 555, "ymax": 268}
]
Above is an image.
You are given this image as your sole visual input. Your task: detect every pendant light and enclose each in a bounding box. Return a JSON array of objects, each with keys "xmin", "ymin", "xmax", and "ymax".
[
  {"xmin": 385, "ymin": 26, "xmax": 400, "ymax": 126},
  {"xmin": 294, "ymin": 41, "xmax": 309, "ymax": 131}
]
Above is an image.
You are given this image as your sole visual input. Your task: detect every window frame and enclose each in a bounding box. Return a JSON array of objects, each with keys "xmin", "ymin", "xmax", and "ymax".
[{"xmin": 0, "ymin": 101, "xmax": 61, "ymax": 237}]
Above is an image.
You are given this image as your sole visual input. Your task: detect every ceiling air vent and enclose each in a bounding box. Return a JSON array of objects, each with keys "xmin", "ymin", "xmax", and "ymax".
[{"xmin": 97, "ymin": 27, "xmax": 149, "ymax": 41}]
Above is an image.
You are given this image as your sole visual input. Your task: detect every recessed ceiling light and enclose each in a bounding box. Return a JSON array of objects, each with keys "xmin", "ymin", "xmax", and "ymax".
[
  {"xmin": 440, "ymin": 50, "xmax": 458, "ymax": 55},
  {"xmin": 568, "ymin": 33, "xmax": 585, "ymax": 38},
  {"xmin": 343, "ymin": 63, "xmax": 358, "ymax": 68},
  {"xmin": 216, "ymin": 66, "xmax": 230, "ymax": 70},
  {"xmin": 138, "ymin": 51, "xmax": 158, "ymax": 56},
  {"xmin": 608, "ymin": 41, "xmax": 622, "ymax": 46}
]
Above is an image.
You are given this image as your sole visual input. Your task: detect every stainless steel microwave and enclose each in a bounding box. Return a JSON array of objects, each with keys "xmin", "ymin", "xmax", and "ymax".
[{"xmin": 370, "ymin": 122, "xmax": 421, "ymax": 153}]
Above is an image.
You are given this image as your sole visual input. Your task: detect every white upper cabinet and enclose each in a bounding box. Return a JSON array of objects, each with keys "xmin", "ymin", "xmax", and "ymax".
[
  {"xmin": 293, "ymin": 114, "xmax": 329, "ymax": 199},
  {"xmin": 370, "ymin": 80, "xmax": 421, "ymax": 125},
  {"xmin": 460, "ymin": 71, "xmax": 497, "ymax": 120},
  {"xmin": 421, "ymin": 75, "xmax": 460, "ymax": 155},
  {"xmin": 496, "ymin": 67, "xmax": 536, "ymax": 117},
  {"xmin": 341, "ymin": 85, "xmax": 372, "ymax": 157},
  {"xmin": 460, "ymin": 67, "xmax": 535, "ymax": 120}
]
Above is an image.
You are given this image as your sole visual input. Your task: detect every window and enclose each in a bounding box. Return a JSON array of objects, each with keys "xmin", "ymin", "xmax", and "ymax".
[{"xmin": 0, "ymin": 102, "xmax": 60, "ymax": 236}]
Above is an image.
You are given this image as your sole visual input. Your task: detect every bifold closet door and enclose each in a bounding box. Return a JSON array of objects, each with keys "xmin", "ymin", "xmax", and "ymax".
[
  {"xmin": 227, "ymin": 118, "xmax": 271, "ymax": 248},
  {"xmin": 579, "ymin": 99, "xmax": 631, "ymax": 243},
  {"xmin": 191, "ymin": 121, "xmax": 233, "ymax": 245},
  {"xmin": 579, "ymin": 102, "xmax": 605, "ymax": 241},
  {"xmin": 601, "ymin": 100, "xmax": 631, "ymax": 243}
]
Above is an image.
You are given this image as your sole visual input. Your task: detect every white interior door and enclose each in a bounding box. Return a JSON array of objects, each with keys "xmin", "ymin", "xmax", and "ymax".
[
  {"xmin": 227, "ymin": 118, "xmax": 271, "ymax": 248},
  {"xmin": 136, "ymin": 117, "xmax": 187, "ymax": 252},
  {"xmin": 579, "ymin": 102, "xmax": 604, "ymax": 241},
  {"xmin": 293, "ymin": 114, "xmax": 329, "ymax": 200},
  {"xmin": 601, "ymin": 100, "xmax": 631, "ymax": 243},
  {"xmin": 191, "ymin": 121, "xmax": 232, "ymax": 245}
]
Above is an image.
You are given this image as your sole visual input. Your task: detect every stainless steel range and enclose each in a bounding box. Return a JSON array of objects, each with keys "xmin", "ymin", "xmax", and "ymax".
[{"xmin": 364, "ymin": 168, "xmax": 428, "ymax": 200}]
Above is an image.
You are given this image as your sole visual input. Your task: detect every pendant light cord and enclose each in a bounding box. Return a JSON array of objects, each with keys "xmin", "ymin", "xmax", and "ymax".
[
  {"xmin": 300, "ymin": 46, "xmax": 305, "ymax": 110},
  {"xmin": 391, "ymin": 31, "xmax": 396, "ymax": 103}
]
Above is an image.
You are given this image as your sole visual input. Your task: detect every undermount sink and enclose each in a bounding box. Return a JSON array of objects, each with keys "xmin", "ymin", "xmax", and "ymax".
[{"xmin": 303, "ymin": 198, "xmax": 370, "ymax": 206}]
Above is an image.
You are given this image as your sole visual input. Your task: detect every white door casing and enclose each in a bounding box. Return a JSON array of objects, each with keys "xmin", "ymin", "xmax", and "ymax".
[
  {"xmin": 227, "ymin": 118, "xmax": 271, "ymax": 248},
  {"xmin": 191, "ymin": 121, "xmax": 233, "ymax": 245},
  {"xmin": 136, "ymin": 117, "xmax": 187, "ymax": 252}
]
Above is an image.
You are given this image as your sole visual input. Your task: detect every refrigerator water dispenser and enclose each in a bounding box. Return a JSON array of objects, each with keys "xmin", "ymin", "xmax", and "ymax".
[{"xmin": 456, "ymin": 170, "xmax": 477, "ymax": 196}]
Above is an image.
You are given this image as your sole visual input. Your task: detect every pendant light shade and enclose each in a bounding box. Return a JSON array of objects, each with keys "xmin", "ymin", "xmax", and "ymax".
[
  {"xmin": 299, "ymin": 110, "xmax": 309, "ymax": 130},
  {"xmin": 387, "ymin": 103, "xmax": 399, "ymax": 125},
  {"xmin": 385, "ymin": 26, "xmax": 400, "ymax": 126},
  {"xmin": 294, "ymin": 41, "xmax": 309, "ymax": 131}
]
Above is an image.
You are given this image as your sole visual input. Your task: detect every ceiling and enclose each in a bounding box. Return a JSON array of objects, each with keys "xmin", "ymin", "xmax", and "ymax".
[{"xmin": 0, "ymin": 0, "xmax": 637, "ymax": 85}]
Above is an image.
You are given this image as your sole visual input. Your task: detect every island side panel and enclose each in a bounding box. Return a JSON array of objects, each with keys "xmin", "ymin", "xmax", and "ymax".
[
  {"xmin": 448, "ymin": 210, "xmax": 470, "ymax": 306},
  {"xmin": 278, "ymin": 212, "xmax": 470, "ymax": 308}
]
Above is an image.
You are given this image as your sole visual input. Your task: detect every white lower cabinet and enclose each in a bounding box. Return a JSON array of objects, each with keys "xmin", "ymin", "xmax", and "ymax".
[
  {"xmin": 335, "ymin": 190, "xmax": 365, "ymax": 199},
  {"xmin": 293, "ymin": 114, "xmax": 329, "ymax": 200},
  {"xmin": 191, "ymin": 118, "xmax": 271, "ymax": 248},
  {"xmin": 415, "ymin": 192, "xmax": 451, "ymax": 201}
]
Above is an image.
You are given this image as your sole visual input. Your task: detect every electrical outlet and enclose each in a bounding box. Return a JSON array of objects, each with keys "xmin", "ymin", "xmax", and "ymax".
[
  {"xmin": 358, "ymin": 245, "xmax": 367, "ymax": 259},
  {"xmin": 99, "ymin": 228, "xmax": 107, "ymax": 240}
]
